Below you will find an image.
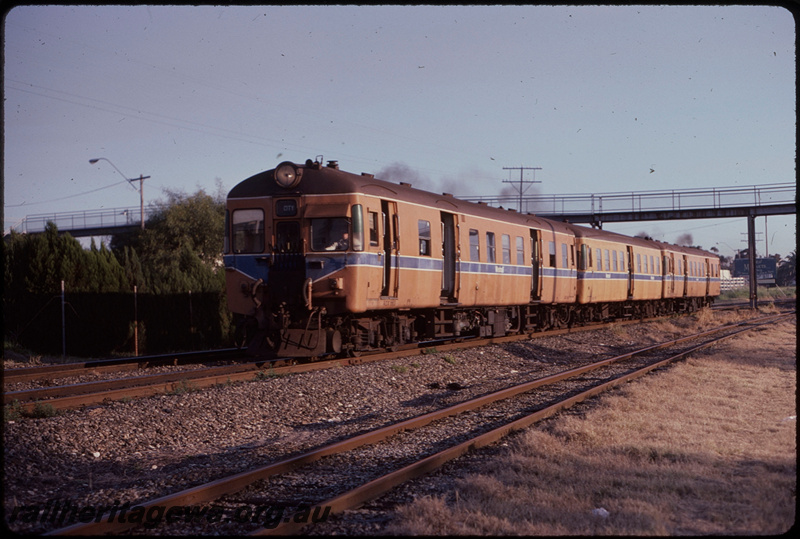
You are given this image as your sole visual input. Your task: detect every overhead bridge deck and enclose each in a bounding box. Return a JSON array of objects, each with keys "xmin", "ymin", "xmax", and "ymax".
[{"xmin": 462, "ymin": 182, "xmax": 796, "ymax": 227}]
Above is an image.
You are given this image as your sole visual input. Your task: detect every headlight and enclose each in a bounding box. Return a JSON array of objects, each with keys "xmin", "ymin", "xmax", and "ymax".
[{"xmin": 274, "ymin": 162, "xmax": 302, "ymax": 188}]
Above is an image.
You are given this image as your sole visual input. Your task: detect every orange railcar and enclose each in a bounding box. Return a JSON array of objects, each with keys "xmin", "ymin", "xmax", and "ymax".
[{"xmin": 225, "ymin": 160, "xmax": 719, "ymax": 357}]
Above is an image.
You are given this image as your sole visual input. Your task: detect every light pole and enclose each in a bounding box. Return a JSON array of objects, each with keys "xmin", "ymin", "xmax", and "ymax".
[{"xmin": 89, "ymin": 157, "xmax": 150, "ymax": 230}]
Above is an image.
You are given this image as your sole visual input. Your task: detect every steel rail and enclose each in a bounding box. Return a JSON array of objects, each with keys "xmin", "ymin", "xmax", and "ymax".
[
  {"xmin": 3, "ymin": 348, "xmax": 242, "ymax": 384},
  {"xmin": 4, "ymin": 311, "xmax": 704, "ymax": 412},
  {"xmin": 45, "ymin": 311, "xmax": 792, "ymax": 536},
  {"xmin": 257, "ymin": 310, "xmax": 796, "ymax": 535},
  {"xmin": 9, "ymin": 308, "xmax": 788, "ymax": 412}
]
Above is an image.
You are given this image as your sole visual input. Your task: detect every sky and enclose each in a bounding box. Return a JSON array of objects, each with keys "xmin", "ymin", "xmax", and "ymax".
[{"xmin": 3, "ymin": 5, "xmax": 796, "ymax": 259}]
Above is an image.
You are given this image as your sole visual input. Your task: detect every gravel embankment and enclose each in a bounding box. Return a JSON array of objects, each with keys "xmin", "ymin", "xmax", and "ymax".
[{"xmin": 3, "ymin": 313, "xmax": 741, "ymax": 534}]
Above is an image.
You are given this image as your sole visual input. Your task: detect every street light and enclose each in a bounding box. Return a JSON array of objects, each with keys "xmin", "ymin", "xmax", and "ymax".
[{"xmin": 89, "ymin": 157, "xmax": 150, "ymax": 230}]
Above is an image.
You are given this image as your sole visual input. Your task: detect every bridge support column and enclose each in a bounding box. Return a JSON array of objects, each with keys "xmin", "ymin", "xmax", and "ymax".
[{"xmin": 747, "ymin": 213, "xmax": 757, "ymax": 309}]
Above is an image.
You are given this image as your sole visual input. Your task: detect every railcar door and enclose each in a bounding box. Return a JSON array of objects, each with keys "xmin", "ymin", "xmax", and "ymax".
[
  {"xmin": 667, "ymin": 253, "xmax": 675, "ymax": 295},
  {"xmin": 626, "ymin": 246, "xmax": 635, "ymax": 298},
  {"xmin": 380, "ymin": 200, "xmax": 398, "ymax": 298},
  {"xmin": 530, "ymin": 230, "xmax": 542, "ymax": 301},
  {"xmin": 440, "ymin": 212, "xmax": 457, "ymax": 302},
  {"xmin": 681, "ymin": 255, "xmax": 688, "ymax": 296}
]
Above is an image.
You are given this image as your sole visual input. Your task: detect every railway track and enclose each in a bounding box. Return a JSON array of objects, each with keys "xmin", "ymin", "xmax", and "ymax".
[
  {"xmin": 45, "ymin": 310, "xmax": 793, "ymax": 535},
  {"xmin": 3, "ymin": 348, "xmax": 243, "ymax": 384},
  {"xmin": 3, "ymin": 307, "xmax": 767, "ymax": 413}
]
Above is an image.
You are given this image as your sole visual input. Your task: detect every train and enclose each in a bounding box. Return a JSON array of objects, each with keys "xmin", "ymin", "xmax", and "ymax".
[{"xmin": 223, "ymin": 158, "xmax": 721, "ymax": 357}]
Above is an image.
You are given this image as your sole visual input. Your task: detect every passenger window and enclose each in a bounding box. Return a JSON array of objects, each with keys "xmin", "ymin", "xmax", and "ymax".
[
  {"xmin": 549, "ymin": 241, "xmax": 556, "ymax": 267},
  {"xmin": 562, "ymin": 244, "xmax": 569, "ymax": 269},
  {"xmin": 502, "ymin": 235, "xmax": 511, "ymax": 264},
  {"xmin": 596, "ymin": 248, "xmax": 602, "ymax": 271},
  {"xmin": 486, "ymin": 232, "xmax": 496, "ymax": 263},
  {"xmin": 469, "ymin": 229, "xmax": 480, "ymax": 261},
  {"xmin": 516, "ymin": 237, "xmax": 525, "ymax": 265},
  {"xmin": 643, "ymin": 255, "xmax": 648, "ymax": 274},
  {"xmin": 604, "ymin": 249, "xmax": 610, "ymax": 272},
  {"xmin": 418, "ymin": 220, "xmax": 431, "ymax": 256},
  {"xmin": 368, "ymin": 211, "xmax": 379, "ymax": 246},
  {"xmin": 232, "ymin": 209, "xmax": 265, "ymax": 254},
  {"xmin": 636, "ymin": 253, "xmax": 642, "ymax": 273}
]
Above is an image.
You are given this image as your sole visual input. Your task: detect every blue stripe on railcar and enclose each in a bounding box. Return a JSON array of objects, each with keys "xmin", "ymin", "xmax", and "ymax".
[{"xmin": 227, "ymin": 252, "xmax": 587, "ymax": 285}]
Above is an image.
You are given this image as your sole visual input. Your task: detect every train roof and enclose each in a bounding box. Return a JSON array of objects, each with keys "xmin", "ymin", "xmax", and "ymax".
[
  {"xmin": 228, "ymin": 160, "xmax": 718, "ymax": 259},
  {"xmin": 564, "ymin": 223, "xmax": 717, "ymax": 257},
  {"xmin": 228, "ymin": 160, "xmax": 575, "ymax": 234}
]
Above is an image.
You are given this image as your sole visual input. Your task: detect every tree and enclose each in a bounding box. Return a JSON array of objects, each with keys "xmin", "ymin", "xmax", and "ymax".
[
  {"xmin": 110, "ymin": 186, "xmax": 226, "ymax": 293},
  {"xmin": 777, "ymin": 249, "xmax": 796, "ymax": 286}
]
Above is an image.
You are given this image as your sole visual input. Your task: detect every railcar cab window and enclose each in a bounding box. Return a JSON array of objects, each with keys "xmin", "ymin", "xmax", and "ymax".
[
  {"xmin": 418, "ymin": 220, "xmax": 431, "ymax": 256},
  {"xmin": 311, "ymin": 217, "xmax": 350, "ymax": 251},
  {"xmin": 548, "ymin": 241, "xmax": 556, "ymax": 267},
  {"xmin": 351, "ymin": 205, "xmax": 364, "ymax": 251},
  {"xmin": 232, "ymin": 209, "xmax": 265, "ymax": 254}
]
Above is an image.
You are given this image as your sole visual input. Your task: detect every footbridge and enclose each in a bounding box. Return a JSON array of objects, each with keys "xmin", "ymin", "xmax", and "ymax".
[
  {"xmin": 6, "ymin": 206, "xmax": 158, "ymax": 238},
  {"xmin": 462, "ymin": 182, "xmax": 795, "ymax": 227}
]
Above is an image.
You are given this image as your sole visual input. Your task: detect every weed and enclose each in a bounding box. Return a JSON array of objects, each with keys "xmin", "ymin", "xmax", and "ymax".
[
  {"xmin": 443, "ymin": 354, "xmax": 457, "ymax": 365},
  {"xmin": 255, "ymin": 366, "xmax": 287, "ymax": 380},
  {"xmin": 29, "ymin": 402, "xmax": 58, "ymax": 418},
  {"xmin": 4, "ymin": 400, "xmax": 23, "ymax": 422},
  {"xmin": 168, "ymin": 380, "xmax": 198, "ymax": 395},
  {"xmin": 392, "ymin": 365, "xmax": 409, "ymax": 374}
]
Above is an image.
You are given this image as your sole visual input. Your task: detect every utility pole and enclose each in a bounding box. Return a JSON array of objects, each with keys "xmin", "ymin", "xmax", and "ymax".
[
  {"xmin": 503, "ymin": 165, "xmax": 541, "ymax": 213},
  {"xmin": 89, "ymin": 158, "xmax": 150, "ymax": 230},
  {"xmin": 135, "ymin": 174, "xmax": 149, "ymax": 230}
]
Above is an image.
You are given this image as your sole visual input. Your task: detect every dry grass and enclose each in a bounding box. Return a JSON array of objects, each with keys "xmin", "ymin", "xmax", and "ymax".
[{"xmin": 391, "ymin": 315, "xmax": 796, "ymax": 535}]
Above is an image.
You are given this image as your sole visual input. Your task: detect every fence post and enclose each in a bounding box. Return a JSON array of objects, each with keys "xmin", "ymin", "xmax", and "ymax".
[
  {"xmin": 134, "ymin": 285, "xmax": 139, "ymax": 357},
  {"xmin": 61, "ymin": 280, "xmax": 66, "ymax": 358}
]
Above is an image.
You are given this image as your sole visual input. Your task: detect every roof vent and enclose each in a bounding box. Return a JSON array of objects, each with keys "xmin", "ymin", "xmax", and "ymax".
[
  {"xmin": 326, "ymin": 160, "xmax": 339, "ymax": 169},
  {"xmin": 399, "ymin": 182, "xmax": 412, "ymax": 187}
]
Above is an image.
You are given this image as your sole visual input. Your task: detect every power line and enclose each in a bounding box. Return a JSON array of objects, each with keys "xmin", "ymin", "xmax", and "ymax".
[
  {"xmin": 502, "ymin": 165, "xmax": 541, "ymax": 212},
  {"xmin": 5, "ymin": 179, "xmax": 132, "ymax": 208}
]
